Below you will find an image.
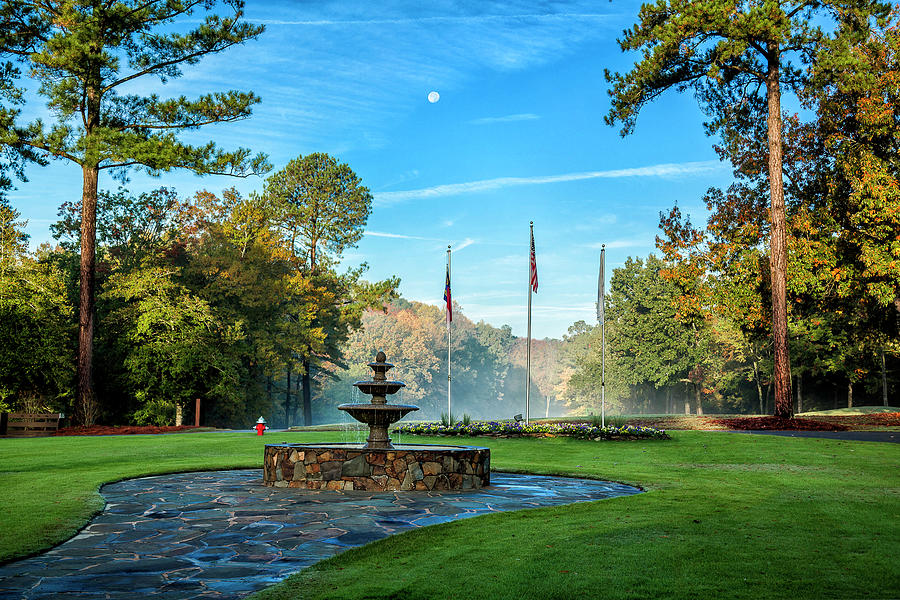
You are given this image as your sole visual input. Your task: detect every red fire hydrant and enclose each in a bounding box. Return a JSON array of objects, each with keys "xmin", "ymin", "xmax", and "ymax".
[{"xmin": 255, "ymin": 416, "xmax": 267, "ymax": 436}]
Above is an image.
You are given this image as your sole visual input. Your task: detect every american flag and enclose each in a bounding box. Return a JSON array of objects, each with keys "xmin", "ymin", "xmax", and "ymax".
[
  {"xmin": 529, "ymin": 226, "xmax": 538, "ymax": 293},
  {"xmin": 443, "ymin": 264, "xmax": 452, "ymax": 324}
]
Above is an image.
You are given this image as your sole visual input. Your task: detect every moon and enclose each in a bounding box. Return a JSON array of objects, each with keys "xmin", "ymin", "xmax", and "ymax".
[{"xmin": 427, "ymin": 91, "xmax": 440, "ymax": 103}]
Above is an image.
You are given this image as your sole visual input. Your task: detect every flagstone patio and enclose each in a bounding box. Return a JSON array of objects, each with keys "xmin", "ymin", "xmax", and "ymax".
[{"xmin": 0, "ymin": 470, "xmax": 641, "ymax": 599}]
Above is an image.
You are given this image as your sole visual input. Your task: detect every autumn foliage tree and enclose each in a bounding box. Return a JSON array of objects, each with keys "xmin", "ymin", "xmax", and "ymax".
[
  {"xmin": 803, "ymin": 11, "xmax": 900, "ymax": 403},
  {"xmin": 605, "ymin": 0, "xmax": 891, "ymax": 418},
  {"xmin": 261, "ymin": 153, "xmax": 378, "ymax": 426},
  {"xmin": 812, "ymin": 13, "xmax": 900, "ymax": 312}
]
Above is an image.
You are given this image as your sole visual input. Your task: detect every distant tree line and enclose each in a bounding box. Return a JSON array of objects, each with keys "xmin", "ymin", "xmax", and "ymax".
[{"xmin": 312, "ymin": 299, "xmax": 563, "ymax": 424}]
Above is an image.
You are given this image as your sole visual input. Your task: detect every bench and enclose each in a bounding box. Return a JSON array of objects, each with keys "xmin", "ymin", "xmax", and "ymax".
[{"xmin": 0, "ymin": 412, "xmax": 64, "ymax": 437}]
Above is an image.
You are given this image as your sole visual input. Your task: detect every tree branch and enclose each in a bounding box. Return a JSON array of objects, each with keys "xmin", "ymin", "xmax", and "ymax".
[
  {"xmin": 103, "ymin": 9, "xmax": 247, "ymax": 93},
  {"xmin": 18, "ymin": 139, "xmax": 79, "ymax": 163},
  {"xmin": 118, "ymin": 114, "xmax": 249, "ymax": 130}
]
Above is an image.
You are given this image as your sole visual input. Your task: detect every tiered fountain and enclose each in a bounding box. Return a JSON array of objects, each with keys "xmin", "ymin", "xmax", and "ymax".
[
  {"xmin": 263, "ymin": 351, "xmax": 490, "ymax": 491},
  {"xmin": 338, "ymin": 351, "xmax": 418, "ymax": 449}
]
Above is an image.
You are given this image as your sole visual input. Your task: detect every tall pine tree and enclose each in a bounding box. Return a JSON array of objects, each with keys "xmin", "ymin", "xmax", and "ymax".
[
  {"xmin": 262, "ymin": 153, "xmax": 375, "ymax": 426},
  {"xmin": 605, "ymin": 0, "xmax": 890, "ymax": 418},
  {"xmin": 0, "ymin": 0, "xmax": 269, "ymax": 424}
]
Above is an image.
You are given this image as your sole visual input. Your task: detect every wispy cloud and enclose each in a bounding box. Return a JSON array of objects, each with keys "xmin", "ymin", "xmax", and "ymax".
[
  {"xmin": 364, "ymin": 231, "xmax": 442, "ymax": 241},
  {"xmin": 375, "ymin": 169, "xmax": 420, "ymax": 191},
  {"xmin": 171, "ymin": 2, "xmax": 623, "ymax": 157},
  {"xmin": 375, "ymin": 161, "xmax": 725, "ymax": 205},
  {"xmin": 573, "ymin": 215, "xmax": 618, "ymax": 231},
  {"xmin": 255, "ymin": 14, "xmax": 613, "ymax": 27},
  {"xmin": 468, "ymin": 113, "xmax": 540, "ymax": 125},
  {"xmin": 453, "ymin": 238, "xmax": 476, "ymax": 252}
]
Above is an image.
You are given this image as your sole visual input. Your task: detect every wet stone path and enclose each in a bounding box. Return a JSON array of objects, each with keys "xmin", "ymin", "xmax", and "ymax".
[{"xmin": 0, "ymin": 470, "xmax": 641, "ymax": 599}]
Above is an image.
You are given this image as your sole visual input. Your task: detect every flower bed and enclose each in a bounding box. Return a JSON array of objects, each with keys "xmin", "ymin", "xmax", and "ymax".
[
  {"xmin": 54, "ymin": 425, "xmax": 203, "ymax": 436},
  {"xmin": 709, "ymin": 416, "xmax": 850, "ymax": 431},
  {"xmin": 394, "ymin": 420, "xmax": 669, "ymax": 440}
]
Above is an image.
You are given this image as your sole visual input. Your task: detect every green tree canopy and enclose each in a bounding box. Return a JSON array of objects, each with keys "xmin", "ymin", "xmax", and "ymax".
[
  {"xmin": 260, "ymin": 152, "xmax": 381, "ymax": 425},
  {"xmin": 0, "ymin": 204, "xmax": 73, "ymax": 411},
  {"xmin": 0, "ymin": 0, "xmax": 269, "ymax": 424},
  {"xmin": 262, "ymin": 153, "xmax": 373, "ymax": 273}
]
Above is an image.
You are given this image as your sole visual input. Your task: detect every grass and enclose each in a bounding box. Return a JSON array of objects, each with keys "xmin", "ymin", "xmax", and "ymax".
[
  {"xmin": 1, "ymin": 431, "xmax": 898, "ymax": 599},
  {"xmin": 798, "ymin": 405, "xmax": 900, "ymax": 415},
  {"xmin": 253, "ymin": 433, "xmax": 899, "ymax": 600}
]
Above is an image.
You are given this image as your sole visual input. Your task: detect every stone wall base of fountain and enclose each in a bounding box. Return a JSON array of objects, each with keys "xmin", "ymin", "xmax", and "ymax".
[{"xmin": 263, "ymin": 443, "xmax": 490, "ymax": 491}]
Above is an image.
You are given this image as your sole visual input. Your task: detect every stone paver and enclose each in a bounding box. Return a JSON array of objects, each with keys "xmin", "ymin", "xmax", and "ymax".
[{"xmin": 0, "ymin": 470, "xmax": 640, "ymax": 599}]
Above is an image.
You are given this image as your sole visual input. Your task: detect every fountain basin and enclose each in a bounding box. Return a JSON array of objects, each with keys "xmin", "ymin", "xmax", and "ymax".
[
  {"xmin": 336, "ymin": 403, "xmax": 419, "ymax": 449},
  {"xmin": 337, "ymin": 403, "xmax": 419, "ymax": 427},
  {"xmin": 263, "ymin": 443, "xmax": 490, "ymax": 491}
]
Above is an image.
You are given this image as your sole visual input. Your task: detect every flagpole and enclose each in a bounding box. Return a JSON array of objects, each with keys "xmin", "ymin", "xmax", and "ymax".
[
  {"xmin": 599, "ymin": 244, "xmax": 606, "ymax": 428},
  {"xmin": 526, "ymin": 222, "xmax": 534, "ymax": 426},
  {"xmin": 447, "ymin": 245, "xmax": 452, "ymax": 423}
]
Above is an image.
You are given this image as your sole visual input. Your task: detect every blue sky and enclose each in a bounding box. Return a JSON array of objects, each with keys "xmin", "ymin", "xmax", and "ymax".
[{"xmin": 10, "ymin": 0, "xmax": 737, "ymax": 340}]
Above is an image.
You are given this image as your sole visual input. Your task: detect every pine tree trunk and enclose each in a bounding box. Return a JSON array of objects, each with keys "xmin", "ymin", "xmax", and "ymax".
[
  {"xmin": 796, "ymin": 372, "xmax": 803, "ymax": 414},
  {"xmin": 847, "ymin": 380, "xmax": 853, "ymax": 409},
  {"xmin": 76, "ymin": 164, "xmax": 99, "ymax": 426},
  {"xmin": 302, "ymin": 359, "xmax": 313, "ymax": 426},
  {"xmin": 175, "ymin": 403, "xmax": 182, "ymax": 426},
  {"xmin": 765, "ymin": 44, "xmax": 793, "ymax": 419}
]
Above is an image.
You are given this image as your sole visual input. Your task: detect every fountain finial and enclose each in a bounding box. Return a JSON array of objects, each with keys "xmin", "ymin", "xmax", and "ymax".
[{"xmin": 376, "ymin": 350, "xmax": 386, "ymax": 362}]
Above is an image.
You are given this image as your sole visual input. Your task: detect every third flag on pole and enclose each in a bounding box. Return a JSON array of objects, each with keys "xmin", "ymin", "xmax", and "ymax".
[
  {"xmin": 444, "ymin": 263, "xmax": 452, "ymax": 324},
  {"xmin": 529, "ymin": 227, "xmax": 538, "ymax": 293},
  {"xmin": 597, "ymin": 245, "xmax": 605, "ymax": 324}
]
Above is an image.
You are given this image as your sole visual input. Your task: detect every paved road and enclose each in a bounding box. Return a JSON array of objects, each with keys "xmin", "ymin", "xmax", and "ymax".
[
  {"xmin": 0, "ymin": 471, "xmax": 641, "ymax": 599},
  {"xmin": 728, "ymin": 430, "xmax": 899, "ymax": 443}
]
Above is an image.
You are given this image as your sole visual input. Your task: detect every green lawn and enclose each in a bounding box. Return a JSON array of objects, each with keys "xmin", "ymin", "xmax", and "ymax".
[
  {"xmin": 1, "ymin": 431, "xmax": 898, "ymax": 599},
  {"xmin": 797, "ymin": 405, "xmax": 900, "ymax": 415}
]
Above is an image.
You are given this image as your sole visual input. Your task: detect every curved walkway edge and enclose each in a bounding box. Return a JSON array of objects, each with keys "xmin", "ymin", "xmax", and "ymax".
[{"xmin": 0, "ymin": 470, "xmax": 641, "ymax": 599}]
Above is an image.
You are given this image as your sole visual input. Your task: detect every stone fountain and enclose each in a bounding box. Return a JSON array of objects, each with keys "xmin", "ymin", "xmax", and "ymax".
[
  {"xmin": 263, "ymin": 351, "xmax": 490, "ymax": 491},
  {"xmin": 337, "ymin": 350, "xmax": 418, "ymax": 449}
]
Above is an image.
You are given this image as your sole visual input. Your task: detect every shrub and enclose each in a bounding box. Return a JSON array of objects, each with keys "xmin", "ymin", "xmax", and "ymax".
[
  {"xmin": 605, "ymin": 415, "xmax": 629, "ymax": 428},
  {"xmin": 394, "ymin": 420, "xmax": 668, "ymax": 440},
  {"xmin": 131, "ymin": 396, "xmax": 176, "ymax": 426}
]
